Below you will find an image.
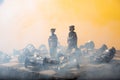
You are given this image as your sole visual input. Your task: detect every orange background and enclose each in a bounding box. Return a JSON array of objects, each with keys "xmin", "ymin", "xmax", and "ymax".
[{"xmin": 0, "ymin": 0, "xmax": 120, "ymax": 53}]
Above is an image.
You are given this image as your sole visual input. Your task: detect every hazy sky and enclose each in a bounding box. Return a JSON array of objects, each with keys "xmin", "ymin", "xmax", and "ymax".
[{"xmin": 0, "ymin": 0, "xmax": 120, "ymax": 53}]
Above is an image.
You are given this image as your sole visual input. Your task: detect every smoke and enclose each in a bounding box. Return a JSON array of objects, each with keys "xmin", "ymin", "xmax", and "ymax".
[
  {"xmin": 0, "ymin": 42, "xmax": 120, "ymax": 79},
  {"xmin": 0, "ymin": 0, "xmax": 120, "ymax": 79},
  {"xmin": 0, "ymin": 0, "xmax": 120, "ymax": 54},
  {"xmin": 0, "ymin": 0, "xmax": 3, "ymax": 5},
  {"xmin": 0, "ymin": 0, "xmax": 68, "ymax": 54},
  {"xmin": 0, "ymin": 0, "xmax": 51, "ymax": 53}
]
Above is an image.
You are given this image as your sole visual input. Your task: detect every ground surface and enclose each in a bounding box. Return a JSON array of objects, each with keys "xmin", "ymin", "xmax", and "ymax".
[{"xmin": 0, "ymin": 51, "xmax": 120, "ymax": 80}]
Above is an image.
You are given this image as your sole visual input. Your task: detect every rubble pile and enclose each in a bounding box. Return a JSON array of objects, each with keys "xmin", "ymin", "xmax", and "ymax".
[
  {"xmin": 7, "ymin": 41, "xmax": 116, "ymax": 71},
  {"xmin": 0, "ymin": 40, "xmax": 119, "ymax": 80}
]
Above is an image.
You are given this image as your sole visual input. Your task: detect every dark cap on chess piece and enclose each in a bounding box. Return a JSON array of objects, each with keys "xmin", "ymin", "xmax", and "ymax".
[
  {"xmin": 69, "ymin": 25, "xmax": 75, "ymax": 30},
  {"xmin": 51, "ymin": 28, "xmax": 56, "ymax": 32}
]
